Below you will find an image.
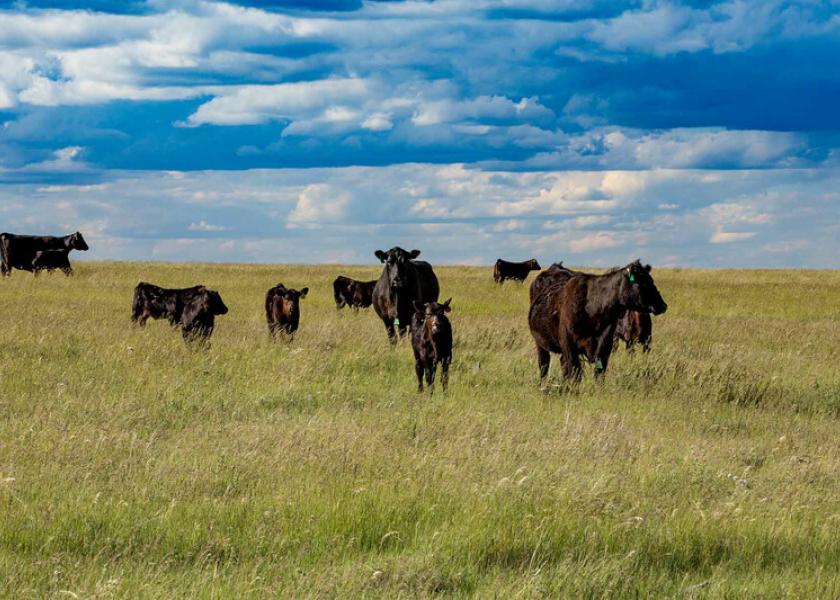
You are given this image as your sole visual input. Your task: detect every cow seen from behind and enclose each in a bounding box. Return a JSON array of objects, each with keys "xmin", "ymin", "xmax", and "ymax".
[
  {"xmin": 528, "ymin": 260, "xmax": 667, "ymax": 387},
  {"xmin": 372, "ymin": 247, "xmax": 440, "ymax": 343},
  {"xmin": 493, "ymin": 258, "xmax": 540, "ymax": 284},
  {"xmin": 411, "ymin": 299, "xmax": 453, "ymax": 393},
  {"xmin": 266, "ymin": 283, "xmax": 308, "ymax": 338}
]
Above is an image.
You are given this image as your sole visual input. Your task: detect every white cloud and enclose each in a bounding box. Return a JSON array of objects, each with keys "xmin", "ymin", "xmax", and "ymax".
[
  {"xmin": 287, "ymin": 183, "xmax": 350, "ymax": 227},
  {"xmin": 188, "ymin": 220, "xmax": 226, "ymax": 232},
  {"xmin": 568, "ymin": 231, "xmax": 623, "ymax": 253},
  {"xmin": 710, "ymin": 229, "xmax": 756, "ymax": 244}
]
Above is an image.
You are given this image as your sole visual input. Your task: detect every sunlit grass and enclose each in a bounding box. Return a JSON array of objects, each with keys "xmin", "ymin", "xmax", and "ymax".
[{"xmin": 1, "ymin": 262, "xmax": 839, "ymax": 598}]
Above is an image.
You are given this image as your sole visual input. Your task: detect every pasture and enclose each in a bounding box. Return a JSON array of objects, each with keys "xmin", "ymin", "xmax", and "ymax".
[{"xmin": 1, "ymin": 262, "xmax": 839, "ymax": 598}]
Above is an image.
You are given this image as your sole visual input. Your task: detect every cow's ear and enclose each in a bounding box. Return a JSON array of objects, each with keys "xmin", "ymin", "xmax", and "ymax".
[
  {"xmin": 413, "ymin": 300, "xmax": 425, "ymax": 314},
  {"xmin": 409, "ymin": 249, "xmax": 421, "ymax": 259},
  {"xmin": 644, "ymin": 264, "xmax": 652, "ymax": 273},
  {"xmin": 300, "ymin": 287, "xmax": 309, "ymax": 298},
  {"xmin": 375, "ymin": 250, "xmax": 387, "ymax": 262},
  {"xmin": 442, "ymin": 297, "xmax": 452, "ymax": 312}
]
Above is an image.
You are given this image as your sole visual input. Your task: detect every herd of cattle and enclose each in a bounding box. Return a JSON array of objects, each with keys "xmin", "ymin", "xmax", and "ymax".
[{"xmin": 1, "ymin": 232, "xmax": 667, "ymax": 391}]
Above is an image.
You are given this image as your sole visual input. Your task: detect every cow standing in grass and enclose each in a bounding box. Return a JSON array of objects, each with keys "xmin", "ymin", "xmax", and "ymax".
[
  {"xmin": 32, "ymin": 249, "xmax": 73, "ymax": 276},
  {"xmin": 131, "ymin": 282, "xmax": 228, "ymax": 344},
  {"xmin": 265, "ymin": 283, "xmax": 308, "ymax": 339},
  {"xmin": 333, "ymin": 276, "xmax": 376, "ymax": 311},
  {"xmin": 493, "ymin": 258, "xmax": 540, "ymax": 284},
  {"xmin": 1, "ymin": 231, "xmax": 88, "ymax": 276},
  {"xmin": 615, "ymin": 310, "xmax": 653, "ymax": 353},
  {"xmin": 528, "ymin": 260, "xmax": 667, "ymax": 386},
  {"xmin": 372, "ymin": 247, "xmax": 440, "ymax": 343},
  {"xmin": 411, "ymin": 299, "xmax": 453, "ymax": 393}
]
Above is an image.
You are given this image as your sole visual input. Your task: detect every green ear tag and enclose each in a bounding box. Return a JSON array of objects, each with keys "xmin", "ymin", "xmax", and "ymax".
[
  {"xmin": 629, "ymin": 274, "xmax": 635, "ymax": 282},
  {"xmin": 394, "ymin": 317, "xmax": 400, "ymax": 326}
]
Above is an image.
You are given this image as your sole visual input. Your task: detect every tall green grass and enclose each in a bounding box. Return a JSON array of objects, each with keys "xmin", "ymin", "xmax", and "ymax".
[{"xmin": 1, "ymin": 263, "xmax": 839, "ymax": 598}]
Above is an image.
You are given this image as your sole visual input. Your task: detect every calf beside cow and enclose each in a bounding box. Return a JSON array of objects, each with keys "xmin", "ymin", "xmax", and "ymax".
[
  {"xmin": 1, "ymin": 231, "xmax": 88, "ymax": 276},
  {"xmin": 131, "ymin": 282, "xmax": 228, "ymax": 343}
]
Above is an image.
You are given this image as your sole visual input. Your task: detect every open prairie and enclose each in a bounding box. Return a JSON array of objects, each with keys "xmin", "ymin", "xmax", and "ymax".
[{"xmin": 1, "ymin": 262, "xmax": 839, "ymax": 598}]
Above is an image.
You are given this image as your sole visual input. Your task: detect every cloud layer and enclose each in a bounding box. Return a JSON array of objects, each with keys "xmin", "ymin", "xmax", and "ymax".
[{"xmin": 0, "ymin": 0, "xmax": 838, "ymax": 266}]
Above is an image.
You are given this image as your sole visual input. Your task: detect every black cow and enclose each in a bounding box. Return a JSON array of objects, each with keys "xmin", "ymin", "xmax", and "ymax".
[
  {"xmin": 372, "ymin": 247, "xmax": 440, "ymax": 343},
  {"xmin": 333, "ymin": 275, "xmax": 376, "ymax": 310},
  {"xmin": 131, "ymin": 282, "xmax": 227, "ymax": 343},
  {"xmin": 1, "ymin": 232, "xmax": 88, "ymax": 276},
  {"xmin": 614, "ymin": 310, "xmax": 653, "ymax": 353},
  {"xmin": 265, "ymin": 283, "xmax": 308, "ymax": 338},
  {"xmin": 32, "ymin": 249, "xmax": 73, "ymax": 276},
  {"xmin": 411, "ymin": 299, "xmax": 453, "ymax": 393},
  {"xmin": 528, "ymin": 260, "xmax": 667, "ymax": 386},
  {"xmin": 529, "ymin": 262, "xmax": 583, "ymax": 303},
  {"xmin": 493, "ymin": 258, "xmax": 540, "ymax": 284}
]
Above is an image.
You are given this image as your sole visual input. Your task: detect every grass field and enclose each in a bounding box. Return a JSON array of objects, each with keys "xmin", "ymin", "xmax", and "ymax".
[{"xmin": 1, "ymin": 262, "xmax": 839, "ymax": 598}]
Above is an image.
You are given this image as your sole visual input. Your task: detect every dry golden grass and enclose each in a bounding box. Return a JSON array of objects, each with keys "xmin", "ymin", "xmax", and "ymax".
[{"xmin": 1, "ymin": 262, "xmax": 839, "ymax": 598}]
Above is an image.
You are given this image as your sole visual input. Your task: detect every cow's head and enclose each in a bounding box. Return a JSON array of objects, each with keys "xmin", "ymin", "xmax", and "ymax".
[
  {"xmin": 619, "ymin": 260, "xmax": 667, "ymax": 315},
  {"xmin": 276, "ymin": 285, "xmax": 308, "ymax": 314},
  {"xmin": 69, "ymin": 231, "xmax": 89, "ymax": 251},
  {"xmin": 414, "ymin": 298, "xmax": 452, "ymax": 334},
  {"xmin": 204, "ymin": 289, "xmax": 229, "ymax": 315},
  {"xmin": 528, "ymin": 259, "xmax": 541, "ymax": 270},
  {"xmin": 375, "ymin": 247, "xmax": 421, "ymax": 289}
]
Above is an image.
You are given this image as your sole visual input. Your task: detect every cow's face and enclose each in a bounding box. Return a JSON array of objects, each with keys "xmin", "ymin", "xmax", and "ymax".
[
  {"xmin": 70, "ymin": 232, "xmax": 89, "ymax": 251},
  {"xmin": 414, "ymin": 298, "xmax": 451, "ymax": 334},
  {"xmin": 279, "ymin": 287, "xmax": 308, "ymax": 314},
  {"xmin": 206, "ymin": 290, "xmax": 229, "ymax": 315},
  {"xmin": 620, "ymin": 261, "xmax": 667, "ymax": 315},
  {"xmin": 375, "ymin": 247, "xmax": 421, "ymax": 289},
  {"xmin": 528, "ymin": 259, "xmax": 541, "ymax": 270}
]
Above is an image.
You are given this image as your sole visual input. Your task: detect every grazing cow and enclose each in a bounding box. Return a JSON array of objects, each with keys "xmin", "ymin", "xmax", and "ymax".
[
  {"xmin": 614, "ymin": 309, "xmax": 653, "ymax": 353},
  {"xmin": 333, "ymin": 275, "xmax": 376, "ymax": 310},
  {"xmin": 1, "ymin": 231, "xmax": 88, "ymax": 276},
  {"xmin": 372, "ymin": 247, "xmax": 440, "ymax": 343},
  {"xmin": 528, "ymin": 260, "xmax": 667, "ymax": 386},
  {"xmin": 131, "ymin": 282, "xmax": 227, "ymax": 342},
  {"xmin": 493, "ymin": 258, "xmax": 540, "ymax": 284},
  {"xmin": 265, "ymin": 283, "xmax": 308, "ymax": 338},
  {"xmin": 32, "ymin": 249, "xmax": 73, "ymax": 276},
  {"xmin": 411, "ymin": 299, "xmax": 453, "ymax": 393},
  {"xmin": 529, "ymin": 262, "xmax": 583, "ymax": 303}
]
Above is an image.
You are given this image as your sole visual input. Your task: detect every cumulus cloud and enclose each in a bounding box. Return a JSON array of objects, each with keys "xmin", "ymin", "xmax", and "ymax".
[{"xmin": 287, "ymin": 183, "xmax": 350, "ymax": 227}]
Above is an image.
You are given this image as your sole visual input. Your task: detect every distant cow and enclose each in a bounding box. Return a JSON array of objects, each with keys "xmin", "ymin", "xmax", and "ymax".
[
  {"xmin": 1, "ymin": 231, "xmax": 89, "ymax": 276},
  {"xmin": 333, "ymin": 275, "xmax": 376, "ymax": 310},
  {"xmin": 529, "ymin": 262, "xmax": 583, "ymax": 303},
  {"xmin": 265, "ymin": 283, "xmax": 308, "ymax": 338},
  {"xmin": 131, "ymin": 282, "xmax": 228, "ymax": 342},
  {"xmin": 614, "ymin": 310, "xmax": 653, "ymax": 353},
  {"xmin": 411, "ymin": 299, "xmax": 453, "ymax": 393},
  {"xmin": 32, "ymin": 249, "xmax": 73, "ymax": 276},
  {"xmin": 372, "ymin": 247, "xmax": 440, "ymax": 343},
  {"xmin": 528, "ymin": 260, "xmax": 667, "ymax": 386},
  {"xmin": 493, "ymin": 258, "xmax": 540, "ymax": 284}
]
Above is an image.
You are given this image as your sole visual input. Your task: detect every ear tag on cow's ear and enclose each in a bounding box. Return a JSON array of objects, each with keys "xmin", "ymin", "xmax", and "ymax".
[
  {"xmin": 394, "ymin": 317, "xmax": 400, "ymax": 326},
  {"xmin": 629, "ymin": 274, "xmax": 635, "ymax": 283}
]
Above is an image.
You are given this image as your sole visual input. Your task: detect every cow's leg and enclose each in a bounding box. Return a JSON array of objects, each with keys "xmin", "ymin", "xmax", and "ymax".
[
  {"xmin": 425, "ymin": 364, "xmax": 435, "ymax": 393},
  {"xmin": 441, "ymin": 357, "xmax": 450, "ymax": 392},
  {"xmin": 593, "ymin": 330, "xmax": 615, "ymax": 379},
  {"xmin": 383, "ymin": 318, "xmax": 397, "ymax": 344},
  {"xmin": 415, "ymin": 362, "xmax": 424, "ymax": 392},
  {"xmin": 537, "ymin": 346, "xmax": 550, "ymax": 388},
  {"xmin": 63, "ymin": 267, "xmax": 73, "ymax": 277},
  {"xmin": 32, "ymin": 268, "xmax": 40, "ymax": 277},
  {"xmin": 642, "ymin": 337, "xmax": 651, "ymax": 353}
]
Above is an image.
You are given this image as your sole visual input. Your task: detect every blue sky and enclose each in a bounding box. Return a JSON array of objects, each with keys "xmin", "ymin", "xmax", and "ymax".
[{"xmin": 0, "ymin": 0, "xmax": 838, "ymax": 266}]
